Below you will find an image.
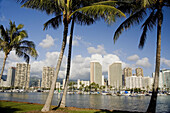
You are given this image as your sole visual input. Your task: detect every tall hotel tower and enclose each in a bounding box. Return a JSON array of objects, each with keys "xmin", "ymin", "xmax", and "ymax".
[
  {"xmin": 108, "ymin": 62, "xmax": 122, "ymax": 89},
  {"xmin": 123, "ymin": 67, "xmax": 132, "ymax": 86},
  {"xmin": 90, "ymin": 62, "xmax": 102, "ymax": 86},
  {"xmin": 41, "ymin": 67, "xmax": 55, "ymax": 89},
  {"xmin": 6, "ymin": 67, "xmax": 16, "ymax": 87},
  {"xmin": 135, "ymin": 67, "xmax": 144, "ymax": 77},
  {"xmin": 14, "ymin": 63, "xmax": 30, "ymax": 89}
]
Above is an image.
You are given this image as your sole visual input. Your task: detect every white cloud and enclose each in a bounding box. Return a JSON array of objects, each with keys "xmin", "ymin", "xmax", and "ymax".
[
  {"xmin": 8, "ymin": 51, "xmax": 20, "ymax": 62},
  {"xmin": 39, "ymin": 34, "xmax": 54, "ymax": 48},
  {"xmin": 67, "ymin": 36, "xmax": 79, "ymax": 46},
  {"xmin": 161, "ymin": 58, "xmax": 170, "ymax": 67},
  {"xmin": 127, "ymin": 54, "xmax": 140, "ymax": 61},
  {"xmin": 0, "ymin": 15, "xmax": 6, "ymax": 21},
  {"xmin": 136, "ymin": 57, "xmax": 151, "ymax": 68},
  {"xmin": 113, "ymin": 49, "xmax": 126, "ymax": 57},
  {"xmin": 87, "ymin": 45, "xmax": 107, "ymax": 55}
]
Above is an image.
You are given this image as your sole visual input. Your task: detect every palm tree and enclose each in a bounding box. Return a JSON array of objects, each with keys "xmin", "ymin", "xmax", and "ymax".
[
  {"xmin": 0, "ymin": 20, "xmax": 38, "ymax": 82},
  {"xmin": 17, "ymin": 0, "xmax": 125, "ymax": 111},
  {"xmin": 113, "ymin": 0, "xmax": 170, "ymax": 112}
]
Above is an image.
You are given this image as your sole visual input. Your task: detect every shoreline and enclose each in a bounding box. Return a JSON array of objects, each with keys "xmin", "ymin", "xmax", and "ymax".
[{"xmin": 0, "ymin": 100, "xmax": 144, "ymax": 113}]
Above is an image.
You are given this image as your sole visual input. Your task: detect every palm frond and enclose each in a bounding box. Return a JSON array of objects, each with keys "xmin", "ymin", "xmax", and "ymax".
[
  {"xmin": 71, "ymin": 5, "xmax": 125, "ymax": 24},
  {"xmin": 16, "ymin": 46, "xmax": 38, "ymax": 59},
  {"xmin": 114, "ymin": 9, "xmax": 147, "ymax": 43},
  {"xmin": 139, "ymin": 10, "xmax": 157, "ymax": 49},
  {"xmin": 74, "ymin": 12, "xmax": 95, "ymax": 25},
  {"xmin": 0, "ymin": 25, "xmax": 8, "ymax": 41},
  {"xmin": 19, "ymin": 40, "xmax": 36, "ymax": 48},
  {"xmin": 17, "ymin": 24, "xmax": 24, "ymax": 30},
  {"xmin": 15, "ymin": 50, "xmax": 30, "ymax": 63},
  {"xmin": 93, "ymin": 1, "xmax": 118, "ymax": 6},
  {"xmin": 20, "ymin": 0, "xmax": 61, "ymax": 15},
  {"xmin": 44, "ymin": 15, "xmax": 62, "ymax": 30}
]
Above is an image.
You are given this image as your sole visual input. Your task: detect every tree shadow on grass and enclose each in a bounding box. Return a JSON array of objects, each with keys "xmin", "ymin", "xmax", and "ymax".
[
  {"xmin": 0, "ymin": 106, "xmax": 21, "ymax": 113},
  {"xmin": 94, "ymin": 109, "xmax": 144, "ymax": 113}
]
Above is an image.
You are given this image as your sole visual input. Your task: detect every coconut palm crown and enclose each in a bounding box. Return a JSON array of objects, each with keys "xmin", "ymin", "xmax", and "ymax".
[{"xmin": 0, "ymin": 20, "xmax": 38, "ymax": 81}]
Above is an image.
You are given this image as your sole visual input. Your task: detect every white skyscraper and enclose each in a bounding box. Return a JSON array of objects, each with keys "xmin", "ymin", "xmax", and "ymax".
[
  {"xmin": 108, "ymin": 62, "xmax": 122, "ymax": 89},
  {"xmin": 142, "ymin": 76, "xmax": 153, "ymax": 91},
  {"xmin": 14, "ymin": 63, "xmax": 30, "ymax": 89},
  {"xmin": 41, "ymin": 67, "xmax": 55, "ymax": 89},
  {"xmin": 6, "ymin": 67, "xmax": 16, "ymax": 87},
  {"xmin": 90, "ymin": 62, "xmax": 102, "ymax": 86}
]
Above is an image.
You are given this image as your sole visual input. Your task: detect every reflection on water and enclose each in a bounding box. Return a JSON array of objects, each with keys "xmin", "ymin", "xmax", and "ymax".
[{"xmin": 0, "ymin": 92, "xmax": 169, "ymax": 113}]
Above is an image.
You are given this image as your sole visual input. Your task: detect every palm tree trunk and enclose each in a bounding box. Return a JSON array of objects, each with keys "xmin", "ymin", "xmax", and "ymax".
[
  {"xmin": 58, "ymin": 16, "xmax": 75, "ymax": 108},
  {"xmin": 147, "ymin": 2, "xmax": 163, "ymax": 113},
  {"xmin": 25, "ymin": 63, "xmax": 29, "ymax": 91},
  {"xmin": 0, "ymin": 54, "xmax": 8, "ymax": 82},
  {"xmin": 41, "ymin": 21, "xmax": 69, "ymax": 112}
]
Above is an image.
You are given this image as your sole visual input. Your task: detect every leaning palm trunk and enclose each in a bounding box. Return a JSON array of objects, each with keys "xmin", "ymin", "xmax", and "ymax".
[
  {"xmin": 41, "ymin": 21, "xmax": 68, "ymax": 112},
  {"xmin": 58, "ymin": 17, "xmax": 75, "ymax": 108},
  {"xmin": 147, "ymin": 4, "xmax": 162, "ymax": 113},
  {"xmin": 0, "ymin": 54, "xmax": 8, "ymax": 82}
]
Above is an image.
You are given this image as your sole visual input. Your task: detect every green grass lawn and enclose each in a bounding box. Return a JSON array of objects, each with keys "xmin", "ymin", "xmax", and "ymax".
[
  {"xmin": 0, "ymin": 101, "xmax": 43, "ymax": 113},
  {"xmin": 0, "ymin": 100, "xmax": 141, "ymax": 113}
]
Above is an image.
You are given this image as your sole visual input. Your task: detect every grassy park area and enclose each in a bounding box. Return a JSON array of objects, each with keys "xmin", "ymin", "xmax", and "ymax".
[{"xmin": 0, "ymin": 100, "xmax": 142, "ymax": 113}]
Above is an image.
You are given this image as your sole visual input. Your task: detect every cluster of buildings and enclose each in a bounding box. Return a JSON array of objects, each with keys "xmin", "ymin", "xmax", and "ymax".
[
  {"xmin": 89, "ymin": 62, "xmax": 170, "ymax": 91},
  {"xmin": 0, "ymin": 62, "xmax": 170, "ymax": 92},
  {"xmin": 0, "ymin": 64, "xmax": 31, "ymax": 89}
]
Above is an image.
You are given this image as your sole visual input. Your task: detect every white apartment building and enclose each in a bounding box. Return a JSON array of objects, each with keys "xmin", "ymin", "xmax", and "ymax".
[
  {"xmin": 108, "ymin": 62, "xmax": 122, "ymax": 89},
  {"xmin": 77, "ymin": 79, "xmax": 90, "ymax": 89},
  {"xmin": 126, "ymin": 76, "xmax": 143, "ymax": 89},
  {"xmin": 153, "ymin": 70, "xmax": 170, "ymax": 90},
  {"xmin": 90, "ymin": 62, "xmax": 102, "ymax": 86},
  {"xmin": 142, "ymin": 76, "xmax": 153, "ymax": 91},
  {"xmin": 14, "ymin": 63, "xmax": 30, "ymax": 89},
  {"xmin": 0, "ymin": 67, "xmax": 16, "ymax": 87},
  {"xmin": 41, "ymin": 67, "xmax": 55, "ymax": 89}
]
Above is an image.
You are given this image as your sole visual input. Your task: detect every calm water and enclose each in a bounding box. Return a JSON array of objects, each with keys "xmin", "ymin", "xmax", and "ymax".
[{"xmin": 0, "ymin": 92, "xmax": 170, "ymax": 113}]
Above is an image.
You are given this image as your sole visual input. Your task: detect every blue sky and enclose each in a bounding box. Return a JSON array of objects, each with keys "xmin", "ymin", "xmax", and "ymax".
[{"xmin": 0, "ymin": 0, "xmax": 170, "ymax": 80}]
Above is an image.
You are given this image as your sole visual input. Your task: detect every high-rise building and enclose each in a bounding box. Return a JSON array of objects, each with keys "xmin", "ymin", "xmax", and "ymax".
[
  {"xmin": 41, "ymin": 67, "xmax": 55, "ymax": 89},
  {"xmin": 123, "ymin": 67, "xmax": 132, "ymax": 86},
  {"xmin": 77, "ymin": 79, "xmax": 90, "ymax": 89},
  {"xmin": 162, "ymin": 69, "xmax": 170, "ymax": 90},
  {"xmin": 90, "ymin": 62, "xmax": 102, "ymax": 86},
  {"xmin": 135, "ymin": 67, "xmax": 144, "ymax": 77},
  {"xmin": 153, "ymin": 69, "xmax": 170, "ymax": 91},
  {"xmin": 123, "ymin": 67, "xmax": 132, "ymax": 77},
  {"xmin": 102, "ymin": 75, "xmax": 104, "ymax": 86},
  {"xmin": 14, "ymin": 63, "xmax": 30, "ymax": 89},
  {"xmin": 108, "ymin": 62, "xmax": 122, "ymax": 89},
  {"xmin": 6, "ymin": 67, "xmax": 16, "ymax": 87},
  {"xmin": 142, "ymin": 76, "xmax": 153, "ymax": 91},
  {"xmin": 126, "ymin": 76, "xmax": 143, "ymax": 89}
]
